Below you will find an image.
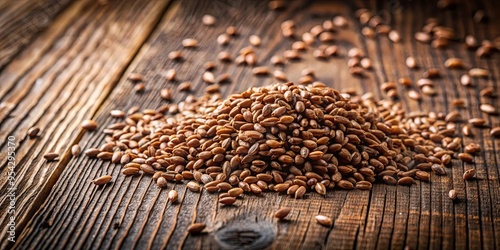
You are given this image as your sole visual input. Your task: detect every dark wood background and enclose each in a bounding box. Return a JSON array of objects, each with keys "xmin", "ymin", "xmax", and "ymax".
[{"xmin": 0, "ymin": 0, "xmax": 499, "ymax": 249}]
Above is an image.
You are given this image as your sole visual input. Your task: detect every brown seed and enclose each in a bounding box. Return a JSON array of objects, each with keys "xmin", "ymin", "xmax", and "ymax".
[
  {"xmin": 397, "ymin": 177, "xmax": 414, "ymax": 185},
  {"xmin": 134, "ymin": 83, "xmax": 145, "ymax": 92},
  {"xmin": 423, "ymin": 69, "xmax": 440, "ymax": 79},
  {"xmin": 228, "ymin": 187, "xmax": 244, "ymax": 197},
  {"xmin": 165, "ymin": 69, "xmax": 176, "ymax": 81},
  {"xmin": 473, "ymin": 10, "xmax": 487, "ymax": 23},
  {"xmin": 84, "ymin": 148, "xmax": 100, "ymax": 158},
  {"xmin": 315, "ymin": 182, "xmax": 327, "ymax": 195},
  {"xmin": 44, "ymin": 152, "xmax": 59, "ymax": 161},
  {"xmin": 168, "ymin": 190, "xmax": 178, "ymax": 203},
  {"xmin": 202, "ymin": 71, "xmax": 215, "ymax": 84},
  {"xmin": 92, "ymin": 175, "xmax": 112, "ymax": 185},
  {"xmin": 252, "ymin": 66, "xmax": 270, "ymax": 76},
  {"xmin": 444, "ymin": 58, "xmax": 464, "ymax": 69},
  {"xmin": 355, "ymin": 181, "xmax": 373, "ymax": 190},
  {"xmin": 81, "ymin": 120, "xmax": 98, "ymax": 130},
  {"xmin": 407, "ymin": 90, "xmax": 421, "ymax": 100},
  {"xmin": 360, "ymin": 58, "xmax": 372, "ymax": 69},
  {"xmin": 460, "ymin": 74, "xmax": 472, "ymax": 87},
  {"xmin": 128, "ymin": 73, "xmax": 144, "ymax": 82},
  {"xmin": 274, "ymin": 207, "xmax": 291, "ymax": 219},
  {"xmin": 187, "ymin": 223, "xmax": 206, "ymax": 233},
  {"xmin": 406, "ymin": 57, "xmax": 417, "ymax": 69},
  {"xmin": 270, "ymin": 55, "xmax": 285, "ymax": 65},
  {"xmin": 415, "ymin": 171, "xmax": 430, "ymax": 181},
  {"xmin": 157, "ymin": 177, "xmax": 168, "ymax": 188},
  {"xmin": 122, "ymin": 168, "xmax": 139, "ymax": 176},
  {"xmin": 337, "ymin": 180, "xmax": 354, "ymax": 190},
  {"xmin": 414, "ymin": 32, "xmax": 431, "ymax": 43},
  {"xmin": 202, "ymin": 14, "xmax": 216, "ymax": 26},
  {"xmin": 168, "ymin": 51, "xmax": 183, "ymax": 61},
  {"xmin": 333, "ymin": 16, "xmax": 348, "ymax": 28},
  {"xmin": 463, "ymin": 169, "xmax": 476, "ymax": 180},
  {"xmin": 160, "ymin": 88, "xmax": 172, "ymax": 101},
  {"xmin": 480, "ymin": 87, "xmax": 495, "ymax": 97},
  {"xmin": 388, "ymin": 30, "xmax": 401, "ymax": 43},
  {"xmin": 219, "ymin": 196, "xmax": 237, "ymax": 205},
  {"xmin": 448, "ymin": 189, "xmax": 457, "ymax": 200},
  {"xmin": 458, "ymin": 153, "xmax": 474, "ymax": 163},
  {"xmin": 217, "ymin": 51, "xmax": 232, "ymax": 62},
  {"xmin": 383, "ymin": 176, "xmax": 397, "ymax": 185},
  {"xmin": 249, "ymin": 35, "xmax": 261, "ymax": 46},
  {"xmin": 110, "ymin": 110, "xmax": 125, "ymax": 118},
  {"xmin": 294, "ymin": 186, "xmax": 306, "ymax": 199},
  {"xmin": 480, "ymin": 104, "xmax": 497, "ymax": 115},
  {"xmin": 490, "ymin": 127, "xmax": 500, "ymax": 137},
  {"xmin": 187, "ymin": 181, "xmax": 201, "ymax": 192},
  {"xmin": 226, "ymin": 26, "xmax": 238, "ymax": 36},
  {"xmin": 468, "ymin": 118, "xmax": 487, "ymax": 127},
  {"xmin": 273, "ymin": 70, "xmax": 288, "ymax": 81},
  {"xmin": 462, "ymin": 125, "xmax": 473, "ymax": 137},
  {"xmin": 217, "ymin": 33, "xmax": 230, "ymax": 46},
  {"xmin": 182, "ymin": 38, "xmax": 198, "ymax": 48},
  {"xmin": 469, "ymin": 68, "xmax": 489, "ymax": 78},
  {"xmin": 178, "ymin": 82, "xmax": 192, "ymax": 92},
  {"xmin": 431, "ymin": 164, "xmax": 446, "ymax": 175},
  {"xmin": 71, "ymin": 145, "xmax": 81, "ymax": 156},
  {"xmin": 27, "ymin": 127, "xmax": 40, "ymax": 138},
  {"xmin": 315, "ymin": 215, "xmax": 332, "ymax": 227},
  {"xmin": 465, "ymin": 35, "xmax": 478, "ymax": 49}
]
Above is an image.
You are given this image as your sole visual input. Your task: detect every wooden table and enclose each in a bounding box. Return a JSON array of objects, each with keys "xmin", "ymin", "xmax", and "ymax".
[{"xmin": 1, "ymin": 0, "xmax": 499, "ymax": 249}]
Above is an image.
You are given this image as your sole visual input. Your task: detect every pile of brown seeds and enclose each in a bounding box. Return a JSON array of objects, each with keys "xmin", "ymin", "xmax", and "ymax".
[{"xmin": 88, "ymin": 81, "xmax": 484, "ymax": 199}]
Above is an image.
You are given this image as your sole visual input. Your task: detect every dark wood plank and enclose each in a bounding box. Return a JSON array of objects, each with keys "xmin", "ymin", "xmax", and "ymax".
[
  {"xmin": 0, "ymin": 0, "xmax": 172, "ymax": 248},
  {"xmin": 7, "ymin": 0, "xmax": 500, "ymax": 249},
  {"xmin": 0, "ymin": 0, "xmax": 73, "ymax": 70}
]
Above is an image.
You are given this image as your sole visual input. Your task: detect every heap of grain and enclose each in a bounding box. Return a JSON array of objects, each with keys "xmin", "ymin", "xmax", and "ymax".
[{"xmin": 89, "ymin": 82, "xmax": 471, "ymax": 199}]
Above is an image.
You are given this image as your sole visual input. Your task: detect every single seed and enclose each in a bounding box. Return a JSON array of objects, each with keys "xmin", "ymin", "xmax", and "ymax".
[
  {"xmin": 134, "ymin": 83, "xmax": 145, "ymax": 92},
  {"xmin": 480, "ymin": 104, "xmax": 497, "ymax": 115},
  {"xmin": 480, "ymin": 87, "xmax": 495, "ymax": 97},
  {"xmin": 110, "ymin": 110, "xmax": 125, "ymax": 118},
  {"xmin": 228, "ymin": 187, "xmax": 243, "ymax": 197},
  {"xmin": 187, "ymin": 223, "xmax": 206, "ymax": 233},
  {"xmin": 168, "ymin": 51, "xmax": 183, "ymax": 61},
  {"xmin": 397, "ymin": 177, "xmax": 414, "ymax": 185},
  {"xmin": 203, "ymin": 61, "xmax": 216, "ymax": 71},
  {"xmin": 388, "ymin": 30, "xmax": 400, "ymax": 43},
  {"xmin": 274, "ymin": 207, "xmax": 291, "ymax": 219},
  {"xmin": 217, "ymin": 34, "xmax": 230, "ymax": 45},
  {"xmin": 315, "ymin": 215, "xmax": 332, "ymax": 227},
  {"xmin": 128, "ymin": 73, "xmax": 144, "ymax": 82},
  {"xmin": 355, "ymin": 181, "xmax": 373, "ymax": 190},
  {"xmin": 463, "ymin": 169, "xmax": 476, "ymax": 180},
  {"xmin": 448, "ymin": 189, "xmax": 457, "ymax": 200},
  {"xmin": 44, "ymin": 152, "xmax": 59, "ymax": 161},
  {"xmin": 27, "ymin": 127, "xmax": 40, "ymax": 138},
  {"xmin": 460, "ymin": 74, "xmax": 472, "ymax": 87},
  {"xmin": 468, "ymin": 118, "xmax": 487, "ymax": 127},
  {"xmin": 489, "ymin": 127, "xmax": 500, "ymax": 137},
  {"xmin": 187, "ymin": 181, "xmax": 201, "ymax": 192},
  {"xmin": 92, "ymin": 175, "xmax": 112, "ymax": 185},
  {"xmin": 81, "ymin": 120, "xmax": 98, "ymax": 130},
  {"xmin": 168, "ymin": 190, "xmax": 178, "ymax": 203},
  {"xmin": 202, "ymin": 14, "xmax": 216, "ymax": 26},
  {"xmin": 71, "ymin": 145, "xmax": 81, "ymax": 156},
  {"xmin": 415, "ymin": 32, "xmax": 431, "ymax": 43},
  {"xmin": 219, "ymin": 195, "xmax": 237, "ymax": 205},
  {"xmin": 444, "ymin": 58, "xmax": 464, "ymax": 69},
  {"xmin": 252, "ymin": 66, "xmax": 270, "ymax": 76},
  {"xmin": 178, "ymin": 82, "xmax": 192, "ymax": 92},
  {"xmin": 182, "ymin": 38, "xmax": 199, "ymax": 48},
  {"xmin": 202, "ymin": 71, "xmax": 215, "ymax": 84},
  {"xmin": 458, "ymin": 153, "xmax": 474, "ymax": 163},
  {"xmin": 157, "ymin": 177, "xmax": 168, "ymax": 188},
  {"xmin": 160, "ymin": 88, "xmax": 172, "ymax": 101},
  {"xmin": 406, "ymin": 57, "xmax": 417, "ymax": 69},
  {"xmin": 217, "ymin": 51, "xmax": 232, "ymax": 62},
  {"xmin": 165, "ymin": 69, "xmax": 176, "ymax": 81},
  {"xmin": 469, "ymin": 68, "xmax": 489, "ymax": 78},
  {"xmin": 333, "ymin": 16, "xmax": 348, "ymax": 28},
  {"xmin": 249, "ymin": 35, "xmax": 261, "ymax": 46}
]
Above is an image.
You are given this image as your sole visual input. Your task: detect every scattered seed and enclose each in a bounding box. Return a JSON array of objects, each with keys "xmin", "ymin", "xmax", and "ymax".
[
  {"xmin": 444, "ymin": 58, "xmax": 464, "ymax": 69},
  {"xmin": 448, "ymin": 189, "xmax": 457, "ymax": 200},
  {"xmin": 165, "ymin": 69, "xmax": 176, "ymax": 81},
  {"xmin": 469, "ymin": 68, "xmax": 489, "ymax": 78},
  {"xmin": 315, "ymin": 215, "xmax": 332, "ymax": 227},
  {"xmin": 27, "ymin": 127, "xmax": 40, "ymax": 138},
  {"xmin": 249, "ymin": 35, "xmax": 261, "ymax": 46},
  {"xmin": 202, "ymin": 14, "xmax": 216, "ymax": 26},
  {"xmin": 187, "ymin": 223, "xmax": 206, "ymax": 233},
  {"xmin": 71, "ymin": 145, "xmax": 81, "ymax": 156},
  {"xmin": 202, "ymin": 71, "xmax": 215, "ymax": 84},
  {"xmin": 157, "ymin": 177, "xmax": 168, "ymax": 188},
  {"xmin": 92, "ymin": 175, "xmax": 112, "ymax": 185},
  {"xmin": 168, "ymin": 51, "xmax": 183, "ymax": 61},
  {"xmin": 252, "ymin": 66, "xmax": 270, "ymax": 76},
  {"xmin": 489, "ymin": 127, "xmax": 500, "ymax": 137},
  {"xmin": 388, "ymin": 30, "xmax": 400, "ymax": 43},
  {"xmin": 406, "ymin": 57, "xmax": 417, "ymax": 69},
  {"xmin": 81, "ymin": 120, "xmax": 98, "ymax": 130},
  {"xmin": 182, "ymin": 38, "xmax": 199, "ymax": 48},
  {"xmin": 128, "ymin": 73, "xmax": 144, "ymax": 82},
  {"xmin": 480, "ymin": 104, "xmax": 497, "ymax": 115},
  {"xmin": 463, "ymin": 169, "xmax": 476, "ymax": 180},
  {"xmin": 168, "ymin": 190, "xmax": 178, "ymax": 203},
  {"xmin": 217, "ymin": 34, "xmax": 230, "ymax": 45},
  {"xmin": 226, "ymin": 26, "xmax": 238, "ymax": 36},
  {"xmin": 44, "ymin": 152, "xmax": 59, "ymax": 161},
  {"xmin": 274, "ymin": 207, "xmax": 291, "ymax": 219}
]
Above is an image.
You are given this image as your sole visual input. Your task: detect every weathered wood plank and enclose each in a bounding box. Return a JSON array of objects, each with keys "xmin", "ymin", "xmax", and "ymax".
[
  {"xmin": 0, "ymin": 0, "xmax": 172, "ymax": 248},
  {"xmin": 0, "ymin": 0, "xmax": 73, "ymax": 70},
  {"xmin": 8, "ymin": 0, "xmax": 500, "ymax": 249}
]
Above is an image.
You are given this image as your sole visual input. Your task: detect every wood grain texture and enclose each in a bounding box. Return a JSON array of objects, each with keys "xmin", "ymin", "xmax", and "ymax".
[
  {"xmin": 0, "ymin": 0, "xmax": 73, "ymax": 70},
  {"xmin": 5, "ymin": 0, "xmax": 500, "ymax": 249},
  {"xmin": 0, "ymin": 0, "xmax": 172, "ymax": 248}
]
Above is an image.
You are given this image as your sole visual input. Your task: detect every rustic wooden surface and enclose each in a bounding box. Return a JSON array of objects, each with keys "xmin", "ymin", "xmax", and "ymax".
[{"xmin": 1, "ymin": 0, "xmax": 499, "ymax": 249}]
